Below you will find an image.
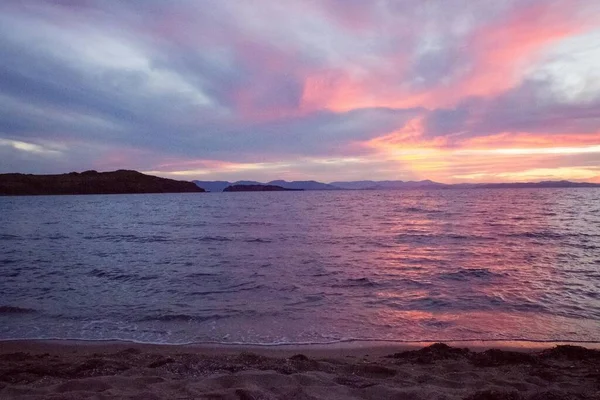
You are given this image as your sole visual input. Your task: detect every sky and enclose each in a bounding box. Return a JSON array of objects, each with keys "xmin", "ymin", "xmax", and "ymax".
[{"xmin": 0, "ymin": 0, "xmax": 599, "ymax": 183}]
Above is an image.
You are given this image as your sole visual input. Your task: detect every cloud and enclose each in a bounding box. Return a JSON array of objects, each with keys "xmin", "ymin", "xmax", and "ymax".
[
  {"xmin": 0, "ymin": 0, "xmax": 598, "ymax": 182},
  {"xmin": 0, "ymin": 138, "xmax": 64, "ymax": 155}
]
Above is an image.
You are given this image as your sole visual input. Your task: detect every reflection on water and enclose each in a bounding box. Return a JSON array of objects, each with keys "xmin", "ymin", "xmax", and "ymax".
[{"xmin": 0, "ymin": 188, "xmax": 599, "ymax": 344}]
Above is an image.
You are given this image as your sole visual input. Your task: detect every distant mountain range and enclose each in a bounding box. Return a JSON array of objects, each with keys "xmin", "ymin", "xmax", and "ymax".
[
  {"xmin": 223, "ymin": 184, "xmax": 302, "ymax": 192},
  {"xmin": 194, "ymin": 179, "xmax": 600, "ymax": 192}
]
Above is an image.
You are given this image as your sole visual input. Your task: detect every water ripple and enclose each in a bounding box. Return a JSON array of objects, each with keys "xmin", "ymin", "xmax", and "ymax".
[{"xmin": 1, "ymin": 189, "xmax": 599, "ymax": 344}]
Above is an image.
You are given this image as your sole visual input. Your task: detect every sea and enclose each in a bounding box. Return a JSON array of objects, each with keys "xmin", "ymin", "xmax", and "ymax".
[{"xmin": 1, "ymin": 189, "xmax": 599, "ymax": 345}]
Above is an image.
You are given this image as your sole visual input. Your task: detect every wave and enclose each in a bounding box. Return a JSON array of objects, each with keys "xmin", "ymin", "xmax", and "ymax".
[
  {"xmin": 331, "ymin": 277, "xmax": 428, "ymax": 289},
  {"xmin": 369, "ymin": 294, "xmax": 549, "ymax": 314},
  {"xmin": 393, "ymin": 278, "xmax": 431, "ymax": 288},
  {"xmin": 138, "ymin": 313, "xmax": 229, "ymax": 323},
  {"xmin": 310, "ymin": 271, "xmax": 340, "ymax": 278},
  {"xmin": 331, "ymin": 277, "xmax": 380, "ymax": 288},
  {"xmin": 83, "ymin": 234, "xmax": 172, "ymax": 243},
  {"xmin": 0, "ymin": 234, "xmax": 20, "ymax": 241},
  {"xmin": 195, "ymin": 236, "xmax": 232, "ymax": 242},
  {"xmin": 395, "ymin": 206, "xmax": 445, "ymax": 214},
  {"xmin": 87, "ymin": 268, "xmax": 159, "ymax": 282},
  {"xmin": 285, "ymin": 294, "xmax": 325, "ymax": 306},
  {"xmin": 394, "ymin": 233, "xmax": 495, "ymax": 243},
  {"xmin": 244, "ymin": 238, "xmax": 272, "ymax": 243},
  {"xmin": 438, "ymin": 268, "xmax": 508, "ymax": 282},
  {"xmin": 223, "ymin": 221, "xmax": 274, "ymax": 227},
  {"xmin": 188, "ymin": 284, "xmax": 265, "ymax": 296},
  {"xmin": 137, "ymin": 308, "xmax": 279, "ymax": 323},
  {"xmin": 504, "ymin": 231, "xmax": 565, "ymax": 239},
  {"xmin": 574, "ymin": 243, "xmax": 599, "ymax": 250},
  {"xmin": 185, "ymin": 272, "xmax": 218, "ymax": 279},
  {"xmin": 47, "ymin": 234, "xmax": 69, "ymax": 240},
  {"xmin": 0, "ymin": 305, "xmax": 36, "ymax": 314}
]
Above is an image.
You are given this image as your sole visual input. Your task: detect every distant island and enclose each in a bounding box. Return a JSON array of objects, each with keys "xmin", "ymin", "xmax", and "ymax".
[
  {"xmin": 194, "ymin": 179, "xmax": 600, "ymax": 192},
  {"xmin": 223, "ymin": 184, "xmax": 303, "ymax": 192},
  {"xmin": 0, "ymin": 170, "xmax": 204, "ymax": 196},
  {"xmin": 195, "ymin": 180, "xmax": 336, "ymax": 192}
]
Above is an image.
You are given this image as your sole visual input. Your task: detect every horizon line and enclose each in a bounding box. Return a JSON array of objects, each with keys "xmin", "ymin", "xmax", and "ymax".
[{"xmin": 2, "ymin": 169, "xmax": 600, "ymax": 186}]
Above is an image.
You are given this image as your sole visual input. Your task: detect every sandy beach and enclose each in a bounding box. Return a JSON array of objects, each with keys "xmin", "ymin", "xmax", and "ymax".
[{"xmin": 1, "ymin": 341, "xmax": 599, "ymax": 399}]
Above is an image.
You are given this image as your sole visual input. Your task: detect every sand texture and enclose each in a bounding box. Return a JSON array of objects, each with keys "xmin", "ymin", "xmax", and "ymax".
[{"xmin": 0, "ymin": 342, "xmax": 599, "ymax": 399}]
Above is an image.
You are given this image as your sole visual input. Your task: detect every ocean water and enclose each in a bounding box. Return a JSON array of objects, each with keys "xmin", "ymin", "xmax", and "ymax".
[{"xmin": 1, "ymin": 189, "xmax": 599, "ymax": 345}]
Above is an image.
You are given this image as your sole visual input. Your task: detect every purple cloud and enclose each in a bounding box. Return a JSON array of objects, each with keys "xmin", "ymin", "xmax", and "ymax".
[{"xmin": 0, "ymin": 0, "xmax": 598, "ymax": 181}]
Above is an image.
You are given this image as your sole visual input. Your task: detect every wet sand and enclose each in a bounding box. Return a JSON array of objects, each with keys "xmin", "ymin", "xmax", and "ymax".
[{"xmin": 1, "ymin": 340, "xmax": 599, "ymax": 399}]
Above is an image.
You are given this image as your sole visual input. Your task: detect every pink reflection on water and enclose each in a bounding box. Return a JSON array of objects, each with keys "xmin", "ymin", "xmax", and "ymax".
[{"xmin": 349, "ymin": 190, "xmax": 593, "ymax": 340}]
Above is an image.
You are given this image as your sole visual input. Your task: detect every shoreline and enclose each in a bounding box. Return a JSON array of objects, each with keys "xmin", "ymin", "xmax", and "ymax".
[
  {"xmin": 3, "ymin": 339, "xmax": 600, "ymax": 365},
  {"xmin": 3, "ymin": 338, "xmax": 600, "ymax": 356}
]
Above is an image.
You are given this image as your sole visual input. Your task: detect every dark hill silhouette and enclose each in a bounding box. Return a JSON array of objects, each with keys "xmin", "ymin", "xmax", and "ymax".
[
  {"xmin": 0, "ymin": 170, "xmax": 204, "ymax": 196},
  {"xmin": 192, "ymin": 180, "xmax": 231, "ymax": 192}
]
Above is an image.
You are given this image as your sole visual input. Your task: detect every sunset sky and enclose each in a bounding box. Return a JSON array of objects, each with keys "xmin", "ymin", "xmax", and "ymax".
[{"xmin": 0, "ymin": 0, "xmax": 599, "ymax": 183}]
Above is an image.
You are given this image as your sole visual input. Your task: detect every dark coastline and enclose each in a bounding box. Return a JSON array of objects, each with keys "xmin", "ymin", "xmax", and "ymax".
[{"xmin": 0, "ymin": 170, "xmax": 204, "ymax": 196}]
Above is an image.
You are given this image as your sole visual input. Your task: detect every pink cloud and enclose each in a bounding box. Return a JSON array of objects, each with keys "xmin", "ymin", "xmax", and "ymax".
[{"xmin": 299, "ymin": 1, "xmax": 593, "ymax": 113}]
